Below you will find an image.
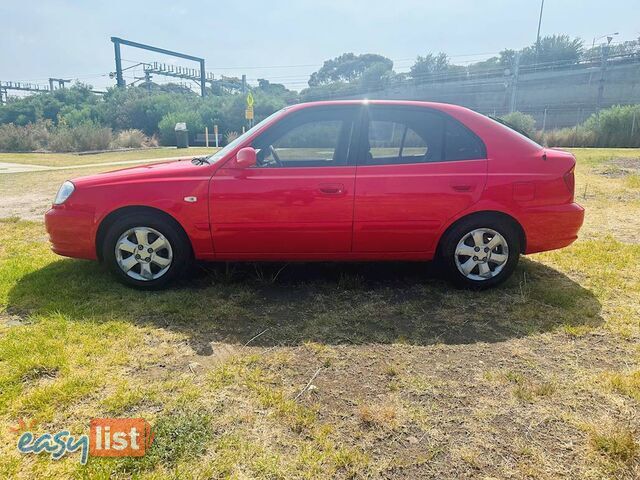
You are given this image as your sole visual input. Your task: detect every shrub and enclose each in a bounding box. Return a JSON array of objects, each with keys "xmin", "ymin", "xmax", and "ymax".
[
  {"xmin": 541, "ymin": 104, "xmax": 640, "ymax": 148},
  {"xmin": 541, "ymin": 126, "xmax": 597, "ymax": 147},
  {"xmin": 158, "ymin": 111, "xmax": 204, "ymax": 146},
  {"xmin": 111, "ymin": 129, "xmax": 147, "ymax": 149},
  {"xmin": 224, "ymin": 131, "xmax": 239, "ymax": 144},
  {"xmin": 584, "ymin": 104, "xmax": 640, "ymax": 148},
  {"xmin": 47, "ymin": 127, "xmax": 75, "ymax": 152},
  {"xmin": 499, "ymin": 112, "xmax": 537, "ymax": 138},
  {"xmin": 70, "ymin": 123, "xmax": 113, "ymax": 152},
  {"xmin": 48, "ymin": 123, "xmax": 113, "ymax": 152},
  {"xmin": 0, "ymin": 121, "xmax": 50, "ymax": 152}
]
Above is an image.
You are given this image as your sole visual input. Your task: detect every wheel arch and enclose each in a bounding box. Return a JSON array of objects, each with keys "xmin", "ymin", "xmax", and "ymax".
[
  {"xmin": 436, "ymin": 210, "xmax": 526, "ymax": 257},
  {"xmin": 95, "ymin": 205, "xmax": 193, "ymax": 262}
]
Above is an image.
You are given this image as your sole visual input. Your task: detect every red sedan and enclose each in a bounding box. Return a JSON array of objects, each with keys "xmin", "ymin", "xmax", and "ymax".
[{"xmin": 45, "ymin": 100, "xmax": 584, "ymax": 289}]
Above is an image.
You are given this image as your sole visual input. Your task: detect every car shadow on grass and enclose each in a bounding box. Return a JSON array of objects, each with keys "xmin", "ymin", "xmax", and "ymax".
[{"xmin": 7, "ymin": 257, "xmax": 602, "ymax": 352}]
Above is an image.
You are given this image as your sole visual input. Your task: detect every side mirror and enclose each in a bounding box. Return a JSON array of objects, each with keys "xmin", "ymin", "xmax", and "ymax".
[{"xmin": 235, "ymin": 147, "xmax": 257, "ymax": 169}]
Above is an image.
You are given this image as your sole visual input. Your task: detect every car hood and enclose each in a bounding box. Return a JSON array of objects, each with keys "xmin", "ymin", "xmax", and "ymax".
[{"xmin": 71, "ymin": 158, "xmax": 213, "ymax": 187}]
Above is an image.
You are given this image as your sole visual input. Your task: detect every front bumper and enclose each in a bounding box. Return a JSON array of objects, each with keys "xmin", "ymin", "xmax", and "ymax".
[
  {"xmin": 44, "ymin": 206, "xmax": 97, "ymax": 260},
  {"xmin": 523, "ymin": 202, "xmax": 585, "ymax": 254}
]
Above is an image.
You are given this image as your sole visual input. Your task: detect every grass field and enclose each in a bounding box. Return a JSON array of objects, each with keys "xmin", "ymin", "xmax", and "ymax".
[
  {"xmin": 0, "ymin": 147, "xmax": 217, "ymax": 167},
  {"xmin": 0, "ymin": 148, "xmax": 638, "ymax": 478},
  {"xmin": 0, "ymin": 147, "xmax": 218, "ymax": 221}
]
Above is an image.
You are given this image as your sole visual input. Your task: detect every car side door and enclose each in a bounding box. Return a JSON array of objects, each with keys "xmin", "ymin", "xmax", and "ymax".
[
  {"xmin": 352, "ymin": 105, "xmax": 488, "ymax": 254},
  {"xmin": 210, "ymin": 106, "xmax": 359, "ymax": 256}
]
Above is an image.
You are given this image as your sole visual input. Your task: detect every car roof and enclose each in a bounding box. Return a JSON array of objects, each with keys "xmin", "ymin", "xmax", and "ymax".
[{"xmin": 285, "ymin": 99, "xmax": 481, "ymax": 119}]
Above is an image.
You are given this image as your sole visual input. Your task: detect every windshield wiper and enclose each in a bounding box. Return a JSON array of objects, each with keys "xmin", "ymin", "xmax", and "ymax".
[{"xmin": 191, "ymin": 156, "xmax": 210, "ymax": 166}]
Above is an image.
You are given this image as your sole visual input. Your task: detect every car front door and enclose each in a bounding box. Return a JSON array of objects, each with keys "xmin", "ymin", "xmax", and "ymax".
[
  {"xmin": 211, "ymin": 106, "xmax": 359, "ymax": 256},
  {"xmin": 353, "ymin": 105, "xmax": 488, "ymax": 254}
]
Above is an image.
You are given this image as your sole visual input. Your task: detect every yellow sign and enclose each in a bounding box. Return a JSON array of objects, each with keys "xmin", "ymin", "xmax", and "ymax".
[
  {"xmin": 245, "ymin": 106, "xmax": 254, "ymax": 120},
  {"xmin": 246, "ymin": 92, "xmax": 254, "ymax": 107}
]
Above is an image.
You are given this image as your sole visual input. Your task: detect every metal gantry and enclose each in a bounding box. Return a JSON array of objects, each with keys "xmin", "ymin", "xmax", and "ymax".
[
  {"xmin": 0, "ymin": 81, "xmax": 51, "ymax": 104},
  {"xmin": 111, "ymin": 37, "xmax": 208, "ymax": 97}
]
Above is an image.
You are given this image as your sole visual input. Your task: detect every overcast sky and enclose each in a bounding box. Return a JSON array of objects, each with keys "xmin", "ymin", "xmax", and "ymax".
[{"xmin": 1, "ymin": 0, "xmax": 638, "ymax": 92}]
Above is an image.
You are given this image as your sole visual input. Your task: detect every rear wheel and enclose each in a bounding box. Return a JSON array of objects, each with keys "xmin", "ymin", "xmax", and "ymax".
[
  {"xmin": 103, "ymin": 213, "xmax": 192, "ymax": 289},
  {"xmin": 439, "ymin": 215, "xmax": 520, "ymax": 289}
]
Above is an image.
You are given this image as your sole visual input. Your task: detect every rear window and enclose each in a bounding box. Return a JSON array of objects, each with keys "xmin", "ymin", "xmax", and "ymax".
[
  {"xmin": 444, "ymin": 119, "xmax": 486, "ymax": 161},
  {"xmin": 487, "ymin": 116, "xmax": 543, "ymax": 149},
  {"xmin": 361, "ymin": 106, "xmax": 486, "ymax": 165}
]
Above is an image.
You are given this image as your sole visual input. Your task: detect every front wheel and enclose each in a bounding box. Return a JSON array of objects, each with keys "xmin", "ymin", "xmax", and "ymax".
[
  {"xmin": 439, "ymin": 216, "xmax": 520, "ymax": 289},
  {"xmin": 102, "ymin": 213, "xmax": 192, "ymax": 290}
]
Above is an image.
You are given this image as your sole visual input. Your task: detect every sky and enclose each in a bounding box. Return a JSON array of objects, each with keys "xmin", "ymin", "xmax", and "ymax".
[{"xmin": 1, "ymin": 0, "xmax": 638, "ymax": 93}]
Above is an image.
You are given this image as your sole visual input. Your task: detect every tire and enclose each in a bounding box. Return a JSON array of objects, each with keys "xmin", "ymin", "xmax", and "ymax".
[
  {"xmin": 102, "ymin": 212, "xmax": 192, "ymax": 290},
  {"xmin": 438, "ymin": 215, "xmax": 520, "ymax": 290}
]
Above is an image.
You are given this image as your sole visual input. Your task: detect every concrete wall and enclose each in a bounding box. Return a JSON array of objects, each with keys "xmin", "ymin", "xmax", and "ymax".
[{"xmin": 349, "ymin": 59, "xmax": 640, "ymax": 129}]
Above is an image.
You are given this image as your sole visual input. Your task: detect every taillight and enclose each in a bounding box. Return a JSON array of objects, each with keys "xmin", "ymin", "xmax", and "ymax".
[{"xmin": 563, "ymin": 166, "xmax": 575, "ymax": 199}]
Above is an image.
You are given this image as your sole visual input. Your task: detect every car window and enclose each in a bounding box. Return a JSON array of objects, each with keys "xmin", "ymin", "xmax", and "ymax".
[
  {"xmin": 252, "ymin": 107, "xmax": 355, "ymax": 168},
  {"xmin": 205, "ymin": 108, "xmax": 286, "ymax": 164},
  {"xmin": 444, "ymin": 119, "xmax": 486, "ymax": 161},
  {"xmin": 363, "ymin": 107, "xmax": 444, "ymax": 165},
  {"xmin": 368, "ymin": 121, "xmax": 429, "ymax": 161}
]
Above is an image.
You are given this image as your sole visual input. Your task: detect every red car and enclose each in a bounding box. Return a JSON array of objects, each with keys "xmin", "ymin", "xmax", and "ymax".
[{"xmin": 45, "ymin": 100, "xmax": 584, "ymax": 289}]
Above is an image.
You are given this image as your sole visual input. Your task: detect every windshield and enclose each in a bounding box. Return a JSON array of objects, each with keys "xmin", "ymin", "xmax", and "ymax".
[{"xmin": 205, "ymin": 108, "xmax": 288, "ymax": 164}]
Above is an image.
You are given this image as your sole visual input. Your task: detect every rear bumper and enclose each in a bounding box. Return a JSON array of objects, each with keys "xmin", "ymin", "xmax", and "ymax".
[
  {"xmin": 44, "ymin": 207, "xmax": 97, "ymax": 260},
  {"xmin": 522, "ymin": 202, "xmax": 585, "ymax": 254}
]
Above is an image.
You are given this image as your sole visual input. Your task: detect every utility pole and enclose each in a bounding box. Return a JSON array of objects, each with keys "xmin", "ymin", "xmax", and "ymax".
[
  {"xmin": 113, "ymin": 40, "xmax": 125, "ymax": 87},
  {"xmin": 509, "ymin": 52, "xmax": 521, "ymax": 113},
  {"xmin": 596, "ymin": 40, "xmax": 611, "ymax": 119},
  {"xmin": 144, "ymin": 71, "xmax": 152, "ymax": 93},
  {"xmin": 535, "ymin": 0, "xmax": 545, "ymax": 61},
  {"xmin": 48, "ymin": 78, "xmax": 71, "ymax": 91},
  {"xmin": 199, "ymin": 59, "xmax": 206, "ymax": 98}
]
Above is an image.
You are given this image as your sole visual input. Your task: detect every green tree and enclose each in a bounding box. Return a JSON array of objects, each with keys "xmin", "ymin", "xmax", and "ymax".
[
  {"xmin": 410, "ymin": 53, "xmax": 449, "ymax": 78},
  {"xmin": 360, "ymin": 62, "xmax": 396, "ymax": 92},
  {"xmin": 520, "ymin": 34, "xmax": 584, "ymax": 66},
  {"xmin": 308, "ymin": 53, "xmax": 393, "ymax": 86}
]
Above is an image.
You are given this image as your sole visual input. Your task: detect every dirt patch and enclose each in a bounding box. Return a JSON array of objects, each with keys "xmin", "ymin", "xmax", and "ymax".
[
  {"xmin": 160, "ymin": 332, "xmax": 640, "ymax": 478},
  {"xmin": 1, "ymin": 193, "xmax": 52, "ymax": 221},
  {"xmin": 595, "ymin": 157, "xmax": 640, "ymax": 178}
]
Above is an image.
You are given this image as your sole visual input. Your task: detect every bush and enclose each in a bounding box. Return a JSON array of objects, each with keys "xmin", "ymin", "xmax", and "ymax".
[
  {"xmin": 540, "ymin": 105, "xmax": 640, "ymax": 148},
  {"xmin": 47, "ymin": 127, "xmax": 75, "ymax": 152},
  {"xmin": 541, "ymin": 126, "xmax": 597, "ymax": 147},
  {"xmin": 584, "ymin": 104, "xmax": 640, "ymax": 148},
  {"xmin": 499, "ymin": 112, "xmax": 537, "ymax": 138},
  {"xmin": 48, "ymin": 123, "xmax": 113, "ymax": 152},
  {"xmin": 224, "ymin": 131, "xmax": 239, "ymax": 144},
  {"xmin": 111, "ymin": 129, "xmax": 147, "ymax": 149},
  {"xmin": 157, "ymin": 111, "xmax": 204, "ymax": 146},
  {"xmin": 0, "ymin": 121, "xmax": 50, "ymax": 152}
]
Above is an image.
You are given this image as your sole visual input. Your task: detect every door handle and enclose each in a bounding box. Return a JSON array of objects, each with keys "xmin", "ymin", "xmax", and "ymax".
[
  {"xmin": 451, "ymin": 184, "xmax": 473, "ymax": 192},
  {"xmin": 318, "ymin": 183, "xmax": 345, "ymax": 195}
]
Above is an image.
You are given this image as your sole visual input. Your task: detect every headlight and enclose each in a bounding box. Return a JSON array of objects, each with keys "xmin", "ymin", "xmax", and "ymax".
[{"xmin": 53, "ymin": 181, "xmax": 75, "ymax": 205}]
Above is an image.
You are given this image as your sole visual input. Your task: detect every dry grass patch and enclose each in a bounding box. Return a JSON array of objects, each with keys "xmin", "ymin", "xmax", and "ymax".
[
  {"xmin": 0, "ymin": 148, "xmax": 639, "ymax": 478},
  {"xmin": 586, "ymin": 421, "xmax": 638, "ymax": 463},
  {"xmin": 357, "ymin": 401, "xmax": 403, "ymax": 429}
]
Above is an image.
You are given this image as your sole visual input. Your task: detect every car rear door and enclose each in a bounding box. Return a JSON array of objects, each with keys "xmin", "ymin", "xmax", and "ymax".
[
  {"xmin": 352, "ymin": 105, "xmax": 488, "ymax": 254},
  {"xmin": 210, "ymin": 105, "xmax": 359, "ymax": 256}
]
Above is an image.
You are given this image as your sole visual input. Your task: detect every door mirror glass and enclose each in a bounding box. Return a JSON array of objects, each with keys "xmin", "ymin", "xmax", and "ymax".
[{"xmin": 235, "ymin": 147, "xmax": 257, "ymax": 168}]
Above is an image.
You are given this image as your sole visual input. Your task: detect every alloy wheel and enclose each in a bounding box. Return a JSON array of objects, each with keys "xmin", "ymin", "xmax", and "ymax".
[
  {"xmin": 114, "ymin": 227, "xmax": 173, "ymax": 281},
  {"xmin": 453, "ymin": 228, "xmax": 509, "ymax": 281}
]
